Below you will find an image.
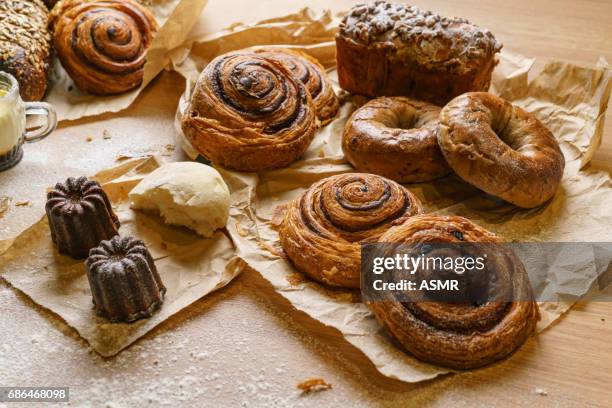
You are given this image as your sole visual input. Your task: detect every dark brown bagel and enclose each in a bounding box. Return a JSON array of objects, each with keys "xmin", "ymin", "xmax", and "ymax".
[
  {"xmin": 368, "ymin": 214, "xmax": 540, "ymax": 369},
  {"xmin": 437, "ymin": 92, "xmax": 565, "ymax": 208},
  {"xmin": 342, "ymin": 97, "xmax": 451, "ymax": 183}
]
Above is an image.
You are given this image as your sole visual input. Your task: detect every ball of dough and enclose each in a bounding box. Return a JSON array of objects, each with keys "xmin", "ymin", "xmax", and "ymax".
[{"xmin": 129, "ymin": 162, "xmax": 230, "ymax": 237}]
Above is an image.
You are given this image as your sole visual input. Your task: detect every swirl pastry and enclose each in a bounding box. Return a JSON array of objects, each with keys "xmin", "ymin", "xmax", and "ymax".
[
  {"xmin": 279, "ymin": 173, "xmax": 423, "ymax": 289},
  {"xmin": 254, "ymin": 49, "xmax": 339, "ymax": 126},
  {"xmin": 342, "ymin": 97, "xmax": 451, "ymax": 183},
  {"xmin": 369, "ymin": 215, "xmax": 540, "ymax": 369},
  {"xmin": 438, "ymin": 92, "xmax": 565, "ymax": 208},
  {"xmin": 48, "ymin": 0, "xmax": 158, "ymax": 95},
  {"xmin": 181, "ymin": 51, "xmax": 317, "ymax": 172}
]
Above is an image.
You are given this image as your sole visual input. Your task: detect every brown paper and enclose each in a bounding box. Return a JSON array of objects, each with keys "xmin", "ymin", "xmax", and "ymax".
[
  {"xmin": 48, "ymin": 0, "xmax": 208, "ymax": 122},
  {"xmin": 0, "ymin": 156, "xmax": 249, "ymax": 357},
  {"xmin": 172, "ymin": 10, "xmax": 612, "ymax": 382}
]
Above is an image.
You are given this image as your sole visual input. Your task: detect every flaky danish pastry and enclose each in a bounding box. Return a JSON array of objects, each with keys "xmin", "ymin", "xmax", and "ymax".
[
  {"xmin": 368, "ymin": 215, "xmax": 540, "ymax": 369},
  {"xmin": 342, "ymin": 96, "xmax": 451, "ymax": 183},
  {"xmin": 438, "ymin": 92, "xmax": 565, "ymax": 208},
  {"xmin": 49, "ymin": 0, "xmax": 158, "ymax": 95},
  {"xmin": 279, "ymin": 173, "xmax": 423, "ymax": 289},
  {"xmin": 254, "ymin": 49, "xmax": 339, "ymax": 126},
  {"xmin": 181, "ymin": 51, "xmax": 317, "ymax": 172}
]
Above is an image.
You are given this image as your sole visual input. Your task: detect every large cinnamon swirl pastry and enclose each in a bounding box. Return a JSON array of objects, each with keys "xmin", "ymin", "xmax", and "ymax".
[
  {"xmin": 254, "ymin": 49, "xmax": 339, "ymax": 126},
  {"xmin": 181, "ymin": 51, "xmax": 317, "ymax": 172},
  {"xmin": 279, "ymin": 173, "xmax": 423, "ymax": 289},
  {"xmin": 48, "ymin": 0, "xmax": 158, "ymax": 95},
  {"xmin": 368, "ymin": 215, "xmax": 540, "ymax": 369}
]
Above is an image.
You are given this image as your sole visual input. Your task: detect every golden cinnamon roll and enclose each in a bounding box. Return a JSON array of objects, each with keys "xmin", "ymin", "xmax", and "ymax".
[
  {"xmin": 254, "ymin": 49, "xmax": 339, "ymax": 126},
  {"xmin": 48, "ymin": 0, "xmax": 158, "ymax": 95},
  {"xmin": 181, "ymin": 51, "xmax": 317, "ymax": 172},
  {"xmin": 342, "ymin": 97, "xmax": 451, "ymax": 183},
  {"xmin": 279, "ymin": 173, "xmax": 423, "ymax": 289},
  {"xmin": 368, "ymin": 215, "xmax": 540, "ymax": 369}
]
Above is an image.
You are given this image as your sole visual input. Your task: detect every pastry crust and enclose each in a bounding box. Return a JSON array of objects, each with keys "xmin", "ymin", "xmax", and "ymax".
[
  {"xmin": 0, "ymin": 0, "xmax": 52, "ymax": 101},
  {"xmin": 342, "ymin": 96, "xmax": 451, "ymax": 183},
  {"xmin": 369, "ymin": 214, "xmax": 540, "ymax": 369},
  {"xmin": 279, "ymin": 173, "xmax": 423, "ymax": 289},
  {"xmin": 254, "ymin": 49, "xmax": 339, "ymax": 126},
  {"xmin": 336, "ymin": 2, "xmax": 501, "ymax": 105},
  {"xmin": 49, "ymin": 0, "xmax": 158, "ymax": 95},
  {"xmin": 438, "ymin": 92, "xmax": 565, "ymax": 208},
  {"xmin": 181, "ymin": 51, "xmax": 317, "ymax": 172}
]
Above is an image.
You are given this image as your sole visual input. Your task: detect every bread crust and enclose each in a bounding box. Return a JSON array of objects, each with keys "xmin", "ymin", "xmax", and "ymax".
[
  {"xmin": 342, "ymin": 96, "xmax": 451, "ymax": 183},
  {"xmin": 0, "ymin": 0, "xmax": 52, "ymax": 101},
  {"xmin": 336, "ymin": 2, "xmax": 501, "ymax": 105},
  {"xmin": 438, "ymin": 92, "xmax": 565, "ymax": 208}
]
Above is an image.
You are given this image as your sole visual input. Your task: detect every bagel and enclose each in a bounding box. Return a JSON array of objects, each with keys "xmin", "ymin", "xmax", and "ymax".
[
  {"xmin": 437, "ymin": 92, "xmax": 565, "ymax": 208},
  {"xmin": 342, "ymin": 97, "xmax": 451, "ymax": 183}
]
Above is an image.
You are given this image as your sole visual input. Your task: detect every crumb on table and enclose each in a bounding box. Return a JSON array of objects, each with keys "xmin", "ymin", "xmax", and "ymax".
[{"xmin": 297, "ymin": 378, "xmax": 332, "ymax": 394}]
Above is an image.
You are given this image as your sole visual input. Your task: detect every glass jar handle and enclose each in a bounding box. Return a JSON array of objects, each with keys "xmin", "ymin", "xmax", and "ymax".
[{"xmin": 23, "ymin": 102, "xmax": 57, "ymax": 143}]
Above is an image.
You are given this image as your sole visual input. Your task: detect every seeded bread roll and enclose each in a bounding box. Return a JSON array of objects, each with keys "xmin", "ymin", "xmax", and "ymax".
[
  {"xmin": 0, "ymin": 0, "xmax": 52, "ymax": 101},
  {"xmin": 336, "ymin": 1, "xmax": 502, "ymax": 105}
]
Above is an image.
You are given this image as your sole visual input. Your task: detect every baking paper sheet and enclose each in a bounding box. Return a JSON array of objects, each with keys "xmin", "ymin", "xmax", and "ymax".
[
  {"xmin": 171, "ymin": 10, "xmax": 612, "ymax": 382},
  {"xmin": 47, "ymin": 0, "xmax": 208, "ymax": 122},
  {"xmin": 0, "ymin": 156, "xmax": 248, "ymax": 356}
]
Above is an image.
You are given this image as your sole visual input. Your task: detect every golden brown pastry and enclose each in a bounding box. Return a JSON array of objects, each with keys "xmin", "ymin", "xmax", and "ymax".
[
  {"xmin": 342, "ymin": 97, "xmax": 451, "ymax": 183},
  {"xmin": 0, "ymin": 0, "xmax": 52, "ymax": 101},
  {"xmin": 438, "ymin": 92, "xmax": 565, "ymax": 208},
  {"xmin": 254, "ymin": 49, "xmax": 339, "ymax": 126},
  {"xmin": 369, "ymin": 214, "xmax": 540, "ymax": 369},
  {"xmin": 336, "ymin": 2, "xmax": 501, "ymax": 105},
  {"xmin": 48, "ymin": 0, "xmax": 158, "ymax": 95},
  {"xmin": 181, "ymin": 51, "xmax": 317, "ymax": 172},
  {"xmin": 279, "ymin": 173, "xmax": 423, "ymax": 289}
]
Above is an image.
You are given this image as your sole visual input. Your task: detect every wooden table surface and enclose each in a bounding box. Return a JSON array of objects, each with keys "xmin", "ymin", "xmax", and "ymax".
[{"xmin": 1, "ymin": 1, "xmax": 611, "ymax": 407}]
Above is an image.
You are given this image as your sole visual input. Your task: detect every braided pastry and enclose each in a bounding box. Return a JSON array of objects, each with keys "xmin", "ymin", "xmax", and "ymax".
[
  {"xmin": 279, "ymin": 173, "xmax": 423, "ymax": 289},
  {"xmin": 181, "ymin": 51, "xmax": 317, "ymax": 172},
  {"xmin": 0, "ymin": 0, "xmax": 52, "ymax": 101},
  {"xmin": 254, "ymin": 49, "xmax": 339, "ymax": 126},
  {"xmin": 368, "ymin": 215, "xmax": 540, "ymax": 369},
  {"xmin": 49, "ymin": 0, "xmax": 158, "ymax": 95},
  {"xmin": 342, "ymin": 96, "xmax": 451, "ymax": 183},
  {"xmin": 438, "ymin": 92, "xmax": 565, "ymax": 208}
]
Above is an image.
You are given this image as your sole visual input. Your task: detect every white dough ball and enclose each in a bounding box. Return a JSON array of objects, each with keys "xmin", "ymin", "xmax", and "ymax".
[{"xmin": 129, "ymin": 162, "xmax": 230, "ymax": 237}]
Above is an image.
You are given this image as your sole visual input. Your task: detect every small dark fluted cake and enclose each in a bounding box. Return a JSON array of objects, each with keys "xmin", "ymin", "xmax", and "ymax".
[
  {"xmin": 86, "ymin": 235, "xmax": 166, "ymax": 323},
  {"xmin": 46, "ymin": 176, "xmax": 120, "ymax": 259}
]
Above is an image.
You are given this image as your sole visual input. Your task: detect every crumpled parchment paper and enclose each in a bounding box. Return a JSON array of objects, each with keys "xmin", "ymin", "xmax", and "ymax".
[
  {"xmin": 171, "ymin": 9, "xmax": 612, "ymax": 382},
  {"xmin": 0, "ymin": 155, "xmax": 249, "ymax": 357},
  {"xmin": 48, "ymin": 0, "xmax": 208, "ymax": 122}
]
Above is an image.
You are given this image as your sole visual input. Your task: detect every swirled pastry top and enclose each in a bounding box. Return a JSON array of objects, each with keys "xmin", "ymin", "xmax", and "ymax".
[{"xmin": 339, "ymin": 1, "xmax": 501, "ymax": 74}]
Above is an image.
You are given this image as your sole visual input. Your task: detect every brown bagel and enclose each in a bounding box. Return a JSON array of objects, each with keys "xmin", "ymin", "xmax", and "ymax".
[
  {"xmin": 342, "ymin": 97, "xmax": 451, "ymax": 183},
  {"xmin": 437, "ymin": 92, "xmax": 565, "ymax": 208},
  {"xmin": 368, "ymin": 214, "xmax": 540, "ymax": 369}
]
